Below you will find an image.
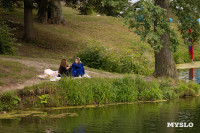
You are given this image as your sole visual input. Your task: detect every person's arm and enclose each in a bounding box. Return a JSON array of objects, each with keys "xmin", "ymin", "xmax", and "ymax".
[{"xmin": 66, "ymin": 66, "xmax": 71, "ymax": 70}]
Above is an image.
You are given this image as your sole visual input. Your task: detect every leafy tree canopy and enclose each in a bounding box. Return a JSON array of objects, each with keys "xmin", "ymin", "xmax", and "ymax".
[{"xmin": 103, "ymin": 0, "xmax": 200, "ymax": 52}]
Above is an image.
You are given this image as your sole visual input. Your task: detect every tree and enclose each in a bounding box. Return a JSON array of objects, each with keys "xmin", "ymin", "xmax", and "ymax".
[
  {"xmin": 24, "ymin": 0, "xmax": 35, "ymax": 41},
  {"xmin": 0, "ymin": 3, "xmax": 16, "ymax": 54},
  {"xmin": 0, "ymin": 0, "xmax": 18, "ymax": 11},
  {"xmin": 104, "ymin": 0, "xmax": 200, "ymax": 79},
  {"xmin": 153, "ymin": 0, "xmax": 178, "ymax": 78},
  {"xmin": 36, "ymin": 0, "xmax": 66, "ymax": 25},
  {"xmin": 65, "ymin": 0, "xmax": 129, "ymax": 16}
]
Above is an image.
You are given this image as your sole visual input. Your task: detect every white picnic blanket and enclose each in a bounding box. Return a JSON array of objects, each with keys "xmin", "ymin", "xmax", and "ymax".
[
  {"xmin": 38, "ymin": 69, "xmax": 91, "ymax": 81},
  {"xmin": 38, "ymin": 69, "xmax": 60, "ymax": 81}
]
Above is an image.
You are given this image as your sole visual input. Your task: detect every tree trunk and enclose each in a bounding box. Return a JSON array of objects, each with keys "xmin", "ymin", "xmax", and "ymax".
[
  {"xmin": 153, "ymin": 0, "xmax": 178, "ymax": 79},
  {"xmin": 24, "ymin": 0, "xmax": 35, "ymax": 41},
  {"xmin": 37, "ymin": 0, "xmax": 48, "ymax": 23},
  {"xmin": 37, "ymin": 0, "xmax": 66, "ymax": 25}
]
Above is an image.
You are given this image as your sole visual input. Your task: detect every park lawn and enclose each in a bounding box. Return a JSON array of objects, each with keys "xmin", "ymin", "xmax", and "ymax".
[
  {"xmin": 0, "ymin": 59, "xmax": 36, "ymax": 86},
  {"xmin": 5, "ymin": 6, "xmax": 200, "ymax": 67},
  {"xmin": 6, "ymin": 6, "xmax": 153, "ymax": 61}
]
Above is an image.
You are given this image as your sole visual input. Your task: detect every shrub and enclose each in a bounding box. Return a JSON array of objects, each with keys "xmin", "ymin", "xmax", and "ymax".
[
  {"xmin": 77, "ymin": 41, "xmax": 153, "ymax": 75},
  {"xmin": 78, "ymin": 3, "xmax": 93, "ymax": 15},
  {"xmin": 173, "ymin": 47, "xmax": 191, "ymax": 64},
  {"xmin": 0, "ymin": 18, "xmax": 16, "ymax": 55},
  {"xmin": 0, "ymin": 91, "xmax": 20, "ymax": 111},
  {"xmin": 177, "ymin": 81, "xmax": 200, "ymax": 97}
]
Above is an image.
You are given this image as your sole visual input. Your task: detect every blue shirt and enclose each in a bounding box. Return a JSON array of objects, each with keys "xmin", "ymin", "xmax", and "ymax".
[{"xmin": 72, "ymin": 62, "xmax": 85, "ymax": 77}]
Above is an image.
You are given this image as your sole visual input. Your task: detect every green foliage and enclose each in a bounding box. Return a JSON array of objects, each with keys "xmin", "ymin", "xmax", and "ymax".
[
  {"xmin": 78, "ymin": 2, "xmax": 93, "ymax": 15},
  {"xmin": 173, "ymin": 47, "xmax": 191, "ymax": 64},
  {"xmin": 77, "ymin": 41, "xmax": 153, "ymax": 75},
  {"xmin": 0, "ymin": 16, "xmax": 16, "ymax": 55},
  {"xmin": 93, "ymin": 0, "xmax": 129, "ymax": 16},
  {"xmin": 0, "ymin": 0, "xmax": 17, "ymax": 10},
  {"xmin": 0, "ymin": 91, "xmax": 20, "ymax": 111},
  {"xmin": 1, "ymin": 77, "xmax": 200, "ymax": 111},
  {"xmin": 124, "ymin": 0, "xmax": 179, "ymax": 52},
  {"xmin": 170, "ymin": 0, "xmax": 200, "ymax": 46},
  {"xmin": 177, "ymin": 81, "xmax": 200, "ymax": 97},
  {"xmin": 114, "ymin": 77, "xmax": 138, "ymax": 102},
  {"xmin": 67, "ymin": 0, "xmax": 129, "ymax": 16},
  {"xmin": 136, "ymin": 78, "xmax": 164, "ymax": 100},
  {"xmin": 38, "ymin": 94, "xmax": 50, "ymax": 104}
]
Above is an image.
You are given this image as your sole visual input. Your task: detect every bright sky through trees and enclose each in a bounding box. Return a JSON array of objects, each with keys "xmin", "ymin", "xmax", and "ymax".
[{"xmin": 130, "ymin": 0, "xmax": 140, "ymax": 4}]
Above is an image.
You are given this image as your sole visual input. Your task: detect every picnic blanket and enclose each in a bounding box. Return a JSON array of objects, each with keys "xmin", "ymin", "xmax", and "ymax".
[{"xmin": 38, "ymin": 69, "xmax": 91, "ymax": 81}]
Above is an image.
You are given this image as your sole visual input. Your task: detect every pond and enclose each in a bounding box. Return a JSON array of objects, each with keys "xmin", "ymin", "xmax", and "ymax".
[
  {"xmin": 0, "ymin": 69, "xmax": 200, "ymax": 133},
  {"xmin": 0, "ymin": 97, "xmax": 200, "ymax": 133},
  {"xmin": 178, "ymin": 68, "xmax": 200, "ymax": 84}
]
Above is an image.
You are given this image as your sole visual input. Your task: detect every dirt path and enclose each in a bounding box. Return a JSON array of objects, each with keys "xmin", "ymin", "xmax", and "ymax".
[
  {"xmin": 0, "ymin": 57, "xmax": 124, "ymax": 93},
  {"xmin": 1, "ymin": 56, "xmax": 193, "ymax": 93},
  {"xmin": 176, "ymin": 61, "xmax": 200, "ymax": 69}
]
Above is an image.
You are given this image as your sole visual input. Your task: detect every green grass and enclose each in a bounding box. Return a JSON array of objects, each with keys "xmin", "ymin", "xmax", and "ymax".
[
  {"xmin": 4, "ymin": 6, "xmax": 200, "ymax": 75},
  {"xmin": 0, "ymin": 77, "xmax": 199, "ymax": 111},
  {"xmin": 6, "ymin": 7, "xmax": 153, "ymax": 62},
  {"xmin": 0, "ymin": 59, "xmax": 36, "ymax": 86}
]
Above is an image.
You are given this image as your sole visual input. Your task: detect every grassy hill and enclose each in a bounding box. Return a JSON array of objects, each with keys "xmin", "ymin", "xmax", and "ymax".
[
  {"xmin": 4, "ymin": 6, "xmax": 200, "ymax": 70},
  {"xmin": 6, "ymin": 7, "xmax": 152, "ymax": 59}
]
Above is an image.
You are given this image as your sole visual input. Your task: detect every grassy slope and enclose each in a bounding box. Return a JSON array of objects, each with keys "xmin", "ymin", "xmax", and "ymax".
[
  {"xmin": 0, "ymin": 59, "xmax": 36, "ymax": 86},
  {"xmin": 5, "ymin": 6, "xmax": 200, "ymax": 69},
  {"xmin": 7, "ymin": 7, "xmax": 153, "ymax": 61}
]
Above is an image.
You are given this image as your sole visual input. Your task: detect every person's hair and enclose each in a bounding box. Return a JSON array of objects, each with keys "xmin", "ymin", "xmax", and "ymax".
[
  {"xmin": 75, "ymin": 57, "xmax": 81, "ymax": 65},
  {"xmin": 59, "ymin": 59, "xmax": 68, "ymax": 73}
]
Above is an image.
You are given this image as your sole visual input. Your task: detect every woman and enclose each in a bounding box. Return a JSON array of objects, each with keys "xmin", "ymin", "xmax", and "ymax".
[
  {"xmin": 58, "ymin": 59, "xmax": 71, "ymax": 77},
  {"xmin": 72, "ymin": 57, "xmax": 85, "ymax": 77}
]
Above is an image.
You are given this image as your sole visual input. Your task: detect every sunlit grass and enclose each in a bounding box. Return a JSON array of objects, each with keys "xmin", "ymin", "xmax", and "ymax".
[
  {"xmin": 6, "ymin": 6, "xmax": 200, "ymax": 66},
  {"xmin": 0, "ymin": 59, "xmax": 36, "ymax": 86}
]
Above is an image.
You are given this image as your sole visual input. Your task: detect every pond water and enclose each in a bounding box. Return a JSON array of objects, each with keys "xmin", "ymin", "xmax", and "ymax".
[
  {"xmin": 0, "ymin": 69, "xmax": 200, "ymax": 133},
  {"xmin": 1, "ymin": 97, "xmax": 200, "ymax": 133},
  {"xmin": 178, "ymin": 68, "xmax": 200, "ymax": 84}
]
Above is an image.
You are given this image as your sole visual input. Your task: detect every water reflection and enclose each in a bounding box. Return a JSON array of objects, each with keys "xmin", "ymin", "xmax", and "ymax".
[
  {"xmin": 179, "ymin": 68, "xmax": 200, "ymax": 84},
  {"xmin": 0, "ymin": 69, "xmax": 200, "ymax": 133},
  {"xmin": 189, "ymin": 68, "xmax": 194, "ymax": 81},
  {"xmin": 0, "ymin": 97, "xmax": 200, "ymax": 133}
]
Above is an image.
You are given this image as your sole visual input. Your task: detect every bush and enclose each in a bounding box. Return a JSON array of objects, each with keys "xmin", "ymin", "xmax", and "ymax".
[
  {"xmin": 0, "ymin": 18, "xmax": 16, "ymax": 55},
  {"xmin": 173, "ymin": 47, "xmax": 191, "ymax": 64},
  {"xmin": 177, "ymin": 81, "xmax": 200, "ymax": 97},
  {"xmin": 78, "ymin": 3, "xmax": 93, "ymax": 15},
  {"xmin": 0, "ymin": 91, "xmax": 20, "ymax": 111},
  {"xmin": 77, "ymin": 41, "xmax": 153, "ymax": 75}
]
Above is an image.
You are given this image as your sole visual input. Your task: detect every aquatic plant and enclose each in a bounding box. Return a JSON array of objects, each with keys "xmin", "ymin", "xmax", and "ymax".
[{"xmin": 38, "ymin": 94, "xmax": 50, "ymax": 104}]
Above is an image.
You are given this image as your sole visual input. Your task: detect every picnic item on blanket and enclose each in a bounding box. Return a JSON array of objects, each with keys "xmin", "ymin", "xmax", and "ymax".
[
  {"xmin": 38, "ymin": 69, "xmax": 60, "ymax": 81},
  {"xmin": 38, "ymin": 69, "xmax": 91, "ymax": 81}
]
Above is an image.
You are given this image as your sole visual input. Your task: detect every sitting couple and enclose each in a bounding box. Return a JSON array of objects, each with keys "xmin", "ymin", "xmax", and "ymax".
[{"xmin": 58, "ymin": 57, "xmax": 85, "ymax": 78}]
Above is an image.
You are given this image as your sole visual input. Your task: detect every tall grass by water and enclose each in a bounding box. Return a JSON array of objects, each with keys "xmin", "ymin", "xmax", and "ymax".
[{"xmin": 0, "ymin": 77, "xmax": 200, "ymax": 111}]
